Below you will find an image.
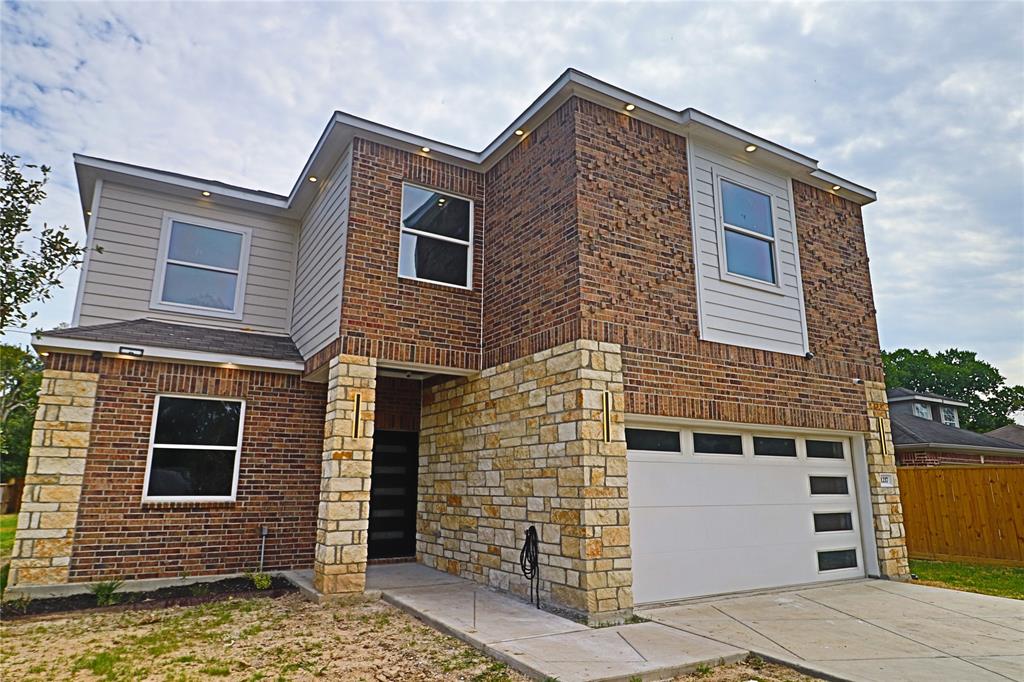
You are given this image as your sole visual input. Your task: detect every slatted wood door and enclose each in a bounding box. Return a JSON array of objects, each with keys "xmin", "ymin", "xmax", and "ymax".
[{"xmin": 899, "ymin": 466, "xmax": 1024, "ymax": 566}]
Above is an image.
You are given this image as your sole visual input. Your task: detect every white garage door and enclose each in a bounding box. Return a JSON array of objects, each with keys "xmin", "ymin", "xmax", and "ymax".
[{"xmin": 627, "ymin": 426, "xmax": 866, "ymax": 604}]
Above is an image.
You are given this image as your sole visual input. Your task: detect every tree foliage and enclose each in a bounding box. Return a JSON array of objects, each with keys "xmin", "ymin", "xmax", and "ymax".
[
  {"xmin": 882, "ymin": 348, "xmax": 1024, "ymax": 433},
  {"xmin": 1, "ymin": 152, "xmax": 88, "ymax": 329},
  {"xmin": 1, "ymin": 344, "xmax": 43, "ymax": 480}
]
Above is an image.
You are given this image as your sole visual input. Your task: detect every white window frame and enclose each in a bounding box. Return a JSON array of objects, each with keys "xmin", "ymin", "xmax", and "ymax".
[
  {"xmin": 940, "ymin": 406, "xmax": 959, "ymax": 427},
  {"xmin": 712, "ymin": 170, "xmax": 782, "ymax": 293},
  {"xmin": 816, "ymin": 546, "xmax": 860, "ymax": 573},
  {"xmin": 398, "ymin": 182, "xmax": 474, "ymax": 290},
  {"xmin": 912, "ymin": 403, "xmax": 932, "ymax": 420},
  {"xmin": 142, "ymin": 394, "xmax": 246, "ymax": 503},
  {"xmin": 150, "ymin": 212, "xmax": 253, "ymax": 320}
]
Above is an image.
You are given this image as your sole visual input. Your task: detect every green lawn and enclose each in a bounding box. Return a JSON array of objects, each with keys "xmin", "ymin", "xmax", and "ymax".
[
  {"xmin": 0, "ymin": 513, "xmax": 16, "ymax": 564},
  {"xmin": 910, "ymin": 559, "xmax": 1024, "ymax": 600}
]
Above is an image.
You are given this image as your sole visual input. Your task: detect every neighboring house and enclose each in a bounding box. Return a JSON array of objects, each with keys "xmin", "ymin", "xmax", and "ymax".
[
  {"xmin": 887, "ymin": 388, "xmax": 1024, "ymax": 466},
  {"xmin": 9, "ymin": 69, "xmax": 910, "ymax": 622},
  {"xmin": 987, "ymin": 423, "xmax": 1024, "ymax": 447}
]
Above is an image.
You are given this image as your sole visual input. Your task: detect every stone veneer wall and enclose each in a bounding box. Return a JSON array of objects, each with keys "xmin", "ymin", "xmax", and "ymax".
[
  {"xmin": 9, "ymin": 367, "xmax": 98, "ymax": 587},
  {"xmin": 863, "ymin": 380, "xmax": 911, "ymax": 579},
  {"xmin": 418, "ymin": 340, "xmax": 632, "ymax": 623},
  {"xmin": 314, "ymin": 354, "xmax": 376, "ymax": 595}
]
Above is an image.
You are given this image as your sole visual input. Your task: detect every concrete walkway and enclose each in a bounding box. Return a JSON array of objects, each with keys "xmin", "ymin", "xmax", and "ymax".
[
  {"xmin": 637, "ymin": 579, "xmax": 1024, "ymax": 682},
  {"xmin": 367, "ymin": 563, "xmax": 746, "ymax": 681}
]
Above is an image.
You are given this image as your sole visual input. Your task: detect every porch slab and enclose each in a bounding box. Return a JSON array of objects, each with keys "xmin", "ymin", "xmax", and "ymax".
[{"xmin": 371, "ymin": 564, "xmax": 746, "ymax": 681}]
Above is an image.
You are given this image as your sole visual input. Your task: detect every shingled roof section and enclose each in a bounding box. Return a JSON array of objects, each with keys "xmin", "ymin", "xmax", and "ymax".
[
  {"xmin": 890, "ymin": 413, "xmax": 1024, "ymax": 451},
  {"xmin": 41, "ymin": 319, "xmax": 303, "ymax": 362},
  {"xmin": 987, "ymin": 424, "xmax": 1024, "ymax": 447},
  {"xmin": 886, "ymin": 387, "xmax": 965, "ymax": 403}
]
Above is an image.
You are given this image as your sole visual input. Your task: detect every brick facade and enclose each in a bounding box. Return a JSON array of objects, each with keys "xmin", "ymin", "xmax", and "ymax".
[
  {"xmin": 896, "ymin": 451, "xmax": 1024, "ymax": 466},
  {"xmin": 573, "ymin": 99, "xmax": 882, "ymax": 432},
  {"xmin": 329, "ymin": 139, "xmax": 485, "ymax": 374},
  {"xmin": 419, "ymin": 340, "xmax": 631, "ymax": 623},
  {"xmin": 14, "ymin": 353, "xmax": 326, "ymax": 584},
  {"xmin": 483, "ymin": 100, "xmax": 582, "ymax": 367}
]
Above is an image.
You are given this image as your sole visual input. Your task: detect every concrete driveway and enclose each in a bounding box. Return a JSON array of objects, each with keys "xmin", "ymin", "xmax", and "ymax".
[{"xmin": 637, "ymin": 579, "xmax": 1024, "ymax": 682}]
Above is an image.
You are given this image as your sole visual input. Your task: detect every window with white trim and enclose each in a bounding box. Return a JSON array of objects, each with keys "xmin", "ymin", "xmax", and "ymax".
[
  {"xmin": 398, "ymin": 184, "xmax": 472, "ymax": 288},
  {"xmin": 719, "ymin": 178, "xmax": 777, "ymax": 284},
  {"xmin": 940, "ymin": 406, "xmax": 959, "ymax": 428},
  {"xmin": 144, "ymin": 396, "xmax": 244, "ymax": 501},
  {"xmin": 153, "ymin": 216, "xmax": 251, "ymax": 318},
  {"xmin": 912, "ymin": 403, "xmax": 932, "ymax": 420}
]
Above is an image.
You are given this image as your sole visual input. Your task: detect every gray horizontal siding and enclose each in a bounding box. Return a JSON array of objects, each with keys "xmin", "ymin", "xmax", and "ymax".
[
  {"xmin": 290, "ymin": 144, "xmax": 351, "ymax": 358},
  {"xmin": 77, "ymin": 183, "xmax": 298, "ymax": 333},
  {"xmin": 690, "ymin": 141, "xmax": 809, "ymax": 356}
]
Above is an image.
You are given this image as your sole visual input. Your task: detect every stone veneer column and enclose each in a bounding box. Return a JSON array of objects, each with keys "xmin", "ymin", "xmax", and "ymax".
[
  {"xmin": 418, "ymin": 340, "xmax": 632, "ymax": 624},
  {"xmin": 863, "ymin": 380, "xmax": 911, "ymax": 579},
  {"xmin": 314, "ymin": 354, "xmax": 376, "ymax": 596},
  {"xmin": 9, "ymin": 368, "xmax": 99, "ymax": 587}
]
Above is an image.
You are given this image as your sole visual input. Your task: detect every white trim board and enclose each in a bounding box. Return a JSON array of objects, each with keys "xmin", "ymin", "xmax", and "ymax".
[
  {"xmin": 73, "ymin": 69, "xmax": 876, "ymax": 226},
  {"xmin": 33, "ymin": 334, "xmax": 305, "ymax": 373}
]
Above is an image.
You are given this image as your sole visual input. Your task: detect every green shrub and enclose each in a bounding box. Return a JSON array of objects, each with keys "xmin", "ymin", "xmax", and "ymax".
[
  {"xmin": 244, "ymin": 571, "xmax": 272, "ymax": 590},
  {"xmin": 0, "ymin": 562, "xmax": 10, "ymax": 597},
  {"xmin": 89, "ymin": 579, "xmax": 124, "ymax": 606}
]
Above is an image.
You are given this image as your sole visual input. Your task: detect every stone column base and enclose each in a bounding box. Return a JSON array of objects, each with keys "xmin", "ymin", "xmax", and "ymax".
[{"xmin": 313, "ymin": 354, "xmax": 376, "ymax": 595}]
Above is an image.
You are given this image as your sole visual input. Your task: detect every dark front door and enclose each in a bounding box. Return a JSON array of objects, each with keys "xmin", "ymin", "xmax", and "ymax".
[{"xmin": 368, "ymin": 430, "xmax": 419, "ymax": 559}]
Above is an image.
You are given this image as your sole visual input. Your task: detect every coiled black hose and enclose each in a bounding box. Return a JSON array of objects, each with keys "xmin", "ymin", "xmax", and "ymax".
[{"xmin": 519, "ymin": 525, "xmax": 540, "ymax": 608}]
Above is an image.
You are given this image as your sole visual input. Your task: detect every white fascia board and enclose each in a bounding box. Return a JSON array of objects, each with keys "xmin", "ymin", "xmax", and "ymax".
[
  {"xmin": 894, "ymin": 442, "xmax": 1024, "ymax": 457},
  {"xmin": 33, "ymin": 335, "xmax": 305, "ymax": 374},
  {"xmin": 887, "ymin": 395, "xmax": 969, "ymax": 407},
  {"xmin": 74, "ymin": 69, "xmax": 878, "ymax": 218},
  {"xmin": 74, "ymin": 155, "xmax": 290, "ymax": 208}
]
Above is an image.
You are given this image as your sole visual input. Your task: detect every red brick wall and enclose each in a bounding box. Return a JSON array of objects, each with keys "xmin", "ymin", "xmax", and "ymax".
[
  {"xmin": 572, "ymin": 99, "xmax": 882, "ymax": 432},
  {"xmin": 897, "ymin": 450, "xmax": 1024, "ymax": 466},
  {"xmin": 54, "ymin": 354, "xmax": 327, "ymax": 582},
  {"xmin": 336, "ymin": 139, "xmax": 484, "ymax": 373},
  {"xmin": 376, "ymin": 376, "xmax": 421, "ymax": 432},
  {"xmin": 483, "ymin": 100, "xmax": 582, "ymax": 367}
]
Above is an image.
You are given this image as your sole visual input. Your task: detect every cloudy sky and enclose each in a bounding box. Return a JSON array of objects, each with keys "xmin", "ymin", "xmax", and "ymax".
[{"xmin": 2, "ymin": 1, "xmax": 1022, "ymax": 383}]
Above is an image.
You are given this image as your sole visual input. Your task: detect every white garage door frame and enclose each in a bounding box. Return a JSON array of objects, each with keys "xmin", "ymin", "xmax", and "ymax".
[{"xmin": 625, "ymin": 416, "xmax": 880, "ymax": 604}]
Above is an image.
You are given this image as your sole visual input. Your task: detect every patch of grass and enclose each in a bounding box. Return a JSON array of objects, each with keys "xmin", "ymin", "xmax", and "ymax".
[
  {"xmin": 473, "ymin": 660, "xmax": 514, "ymax": 682},
  {"xmin": 0, "ymin": 513, "xmax": 16, "ymax": 562},
  {"xmin": 910, "ymin": 559, "xmax": 1024, "ymax": 600},
  {"xmin": 200, "ymin": 662, "xmax": 232, "ymax": 676},
  {"xmin": 694, "ymin": 662, "xmax": 714, "ymax": 676}
]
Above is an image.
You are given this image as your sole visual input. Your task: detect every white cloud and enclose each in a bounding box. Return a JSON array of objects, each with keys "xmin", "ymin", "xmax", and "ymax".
[{"xmin": 2, "ymin": 1, "xmax": 1022, "ymax": 385}]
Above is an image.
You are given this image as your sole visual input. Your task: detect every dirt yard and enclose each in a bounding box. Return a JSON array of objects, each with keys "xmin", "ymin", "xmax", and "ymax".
[{"xmin": 1, "ymin": 592, "xmax": 819, "ymax": 681}]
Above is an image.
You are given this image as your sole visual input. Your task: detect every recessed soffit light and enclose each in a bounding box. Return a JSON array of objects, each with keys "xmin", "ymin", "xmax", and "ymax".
[
  {"xmin": 744, "ymin": 144, "xmax": 757, "ymax": 153},
  {"xmin": 624, "ymin": 103, "xmax": 636, "ymax": 112}
]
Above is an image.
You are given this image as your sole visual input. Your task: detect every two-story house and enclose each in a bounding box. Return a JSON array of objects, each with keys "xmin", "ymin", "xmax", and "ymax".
[
  {"xmin": 10, "ymin": 69, "xmax": 910, "ymax": 623},
  {"xmin": 887, "ymin": 388, "xmax": 1024, "ymax": 466}
]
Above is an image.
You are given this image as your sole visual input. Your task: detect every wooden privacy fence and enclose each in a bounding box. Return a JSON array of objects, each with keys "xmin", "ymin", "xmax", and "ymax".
[{"xmin": 899, "ymin": 466, "xmax": 1024, "ymax": 566}]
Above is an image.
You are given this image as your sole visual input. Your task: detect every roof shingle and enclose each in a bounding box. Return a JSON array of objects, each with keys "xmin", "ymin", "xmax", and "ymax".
[{"xmin": 40, "ymin": 319, "xmax": 303, "ymax": 363}]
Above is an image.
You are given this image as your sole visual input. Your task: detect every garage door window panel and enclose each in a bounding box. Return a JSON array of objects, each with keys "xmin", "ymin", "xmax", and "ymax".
[
  {"xmin": 807, "ymin": 440, "xmax": 845, "ymax": 459},
  {"xmin": 693, "ymin": 432, "xmax": 744, "ymax": 455},
  {"xmin": 625, "ymin": 428, "xmax": 682, "ymax": 453},
  {"xmin": 753, "ymin": 436, "xmax": 797, "ymax": 457},
  {"xmin": 817, "ymin": 548, "xmax": 858, "ymax": 571},
  {"xmin": 809, "ymin": 475, "xmax": 849, "ymax": 495},
  {"xmin": 813, "ymin": 512, "xmax": 854, "ymax": 533}
]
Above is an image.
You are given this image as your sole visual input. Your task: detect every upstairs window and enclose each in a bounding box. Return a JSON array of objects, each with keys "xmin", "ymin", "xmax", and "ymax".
[
  {"xmin": 153, "ymin": 215, "xmax": 251, "ymax": 319},
  {"xmin": 398, "ymin": 184, "xmax": 472, "ymax": 288},
  {"xmin": 912, "ymin": 403, "xmax": 932, "ymax": 420},
  {"xmin": 940, "ymin": 406, "xmax": 959, "ymax": 427},
  {"xmin": 719, "ymin": 178, "xmax": 777, "ymax": 284},
  {"xmin": 144, "ymin": 396, "xmax": 244, "ymax": 501}
]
